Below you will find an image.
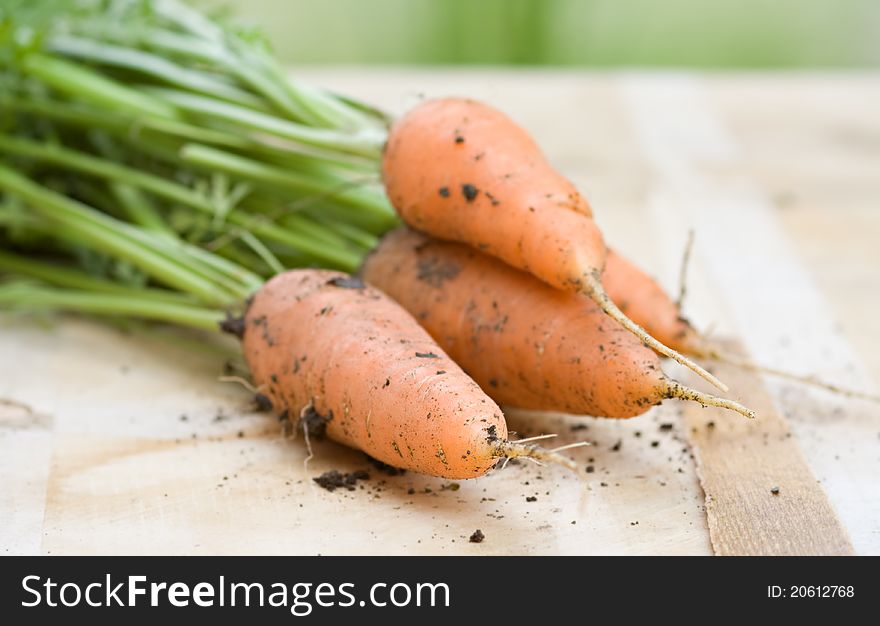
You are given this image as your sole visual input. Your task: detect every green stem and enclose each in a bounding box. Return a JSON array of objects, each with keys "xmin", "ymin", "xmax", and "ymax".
[
  {"xmin": 0, "ymin": 134, "xmax": 212, "ymax": 212},
  {"xmin": 0, "ymin": 250, "xmax": 196, "ymax": 305},
  {"xmin": 0, "ymin": 135, "xmax": 366, "ymax": 268},
  {"xmin": 180, "ymin": 144, "xmax": 395, "ymax": 229},
  {"xmin": 6, "ymin": 96, "xmax": 251, "ymax": 150},
  {"xmin": 151, "ymin": 88, "xmax": 385, "ymax": 158},
  {"xmin": 22, "ymin": 54, "xmax": 178, "ymax": 120},
  {"xmin": 48, "ymin": 34, "xmax": 270, "ymax": 111},
  {"xmin": 0, "ymin": 284, "xmax": 225, "ymax": 332},
  {"xmin": 148, "ymin": 0, "xmax": 338, "ymax": 126},
  {"xmin": 0, "ymin": 165, "xmax": 235, "ymax": 305},
  {"xmin": 108, "ymin": 182, "xmax": 175, "ymax": 235}
]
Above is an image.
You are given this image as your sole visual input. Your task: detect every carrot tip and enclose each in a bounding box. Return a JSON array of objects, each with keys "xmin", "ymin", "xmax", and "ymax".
[
  {"xmin": 664, "ymin": 380, "xmax": 756, "ymax": 419},
  {"xmin": 494, "ymin": 439, "xmax": 587, "ymax": 472},
  {"xmin": 583, "ymin": 273, "xmax": 730, "ymax": 393}
]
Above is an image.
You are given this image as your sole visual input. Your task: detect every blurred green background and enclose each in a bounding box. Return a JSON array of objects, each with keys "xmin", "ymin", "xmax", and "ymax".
[{"xmin": 227, "ymin": 0, "xmax": 880, "ymax": 67}]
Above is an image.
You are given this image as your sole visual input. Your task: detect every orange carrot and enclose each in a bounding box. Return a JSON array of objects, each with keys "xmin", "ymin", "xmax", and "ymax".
[
  {"xmin": 362, "ymin": 228, "xmax": 753, "ymax": 419},
  {"xmin": 382, "ymin": 97, "xmax": 727, "ymax": 392},
  {"xmin": 241, "ymin": 269, "xmax": 579, "ymax": 478},
  {"xmin": 603, "ymin": 249, "xmax": 704, "ymax": 356}
]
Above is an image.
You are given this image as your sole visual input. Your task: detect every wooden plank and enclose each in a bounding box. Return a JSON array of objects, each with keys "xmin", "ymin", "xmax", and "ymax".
[
  {"xmin": 681, "ymin": 345, "xmax": 853, "ymax": 556},
  {"xmin": 620, "ymin": 73, "xmax": 880, "ymax": 554},
  {"xmin": 0, "ymin": 399, "xmax": 53, "ymax": 555}
]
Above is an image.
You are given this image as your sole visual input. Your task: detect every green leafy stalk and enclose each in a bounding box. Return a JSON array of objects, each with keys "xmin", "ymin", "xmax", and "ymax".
[
  {"xmin": 0, "ymin": 165, "xmax": 245, "ymax": 306},
  {"xmin": 22, "ymin": 53, "xmax": 179, "ymax": 120},
  {"xmin": 0, "ymin": 0, "xmax": 399, "ymax": 331},
  {"xmin": 0, "ymin": 282, "xmax": 224, "ymax": 331}
]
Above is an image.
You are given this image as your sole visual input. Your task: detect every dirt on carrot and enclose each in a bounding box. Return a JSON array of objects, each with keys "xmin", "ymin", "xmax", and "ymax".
[
  {"xmin": 363, "ymin": 228, "xmax": 753, "ymax": 419},
  {"xmin": 242, "ymin": 269, "xmax": 581, "ymax": 478}
]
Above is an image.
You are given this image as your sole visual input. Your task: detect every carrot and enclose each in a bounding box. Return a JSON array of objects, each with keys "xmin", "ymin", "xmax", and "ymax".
[
  {"xmin": 381, "ymin": 97, "xmax": 728, "ymax": 393},
  {"xmin": 603, "ymin": 249, "xmax": 703, "ymax": 356},
  {"xmin": 603, "ymin": 248, "xmax": 880, "ymax": 402},
  {"xmin": 361, "ymin": 228, "xmax": 753, "ymax": 419},
  {"xmin": 240, "ymin": 268, "xmax": 581, "ymax": 478}
]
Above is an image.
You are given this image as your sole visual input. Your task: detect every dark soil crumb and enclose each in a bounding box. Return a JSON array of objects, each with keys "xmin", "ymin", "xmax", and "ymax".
[
  {"xmin": 585, "ymin": 465, "xmax": 595, "ymax": 473},
  {"xmin": 771, "ymin": 486, "xmax": 780, "ymax": 495},
  {"xmin": 327, "ymin": 276, "xmax": 365, "ymax": 290},
  {"xmin": 659, "ymin": 423, "xmax": 674, "ymax": 431},
  {"xmin": 707, "ymin": 421, "xmax": 716, "ymax": 430},
  {"xmin": 600, "ymin": 482, "xmax": 608, "ymax": 487},
  {"xmin": 416, "ymin": 256, "xmax": 461, "ymax": 288},
  {"xmin": 179, "ymin": 414, "xmax": 188, "ymax": 422},
  {"xmin": 219, "ymin": 313, "xmax": 245, "ymax": 338},
  {"xmin": 469, "ymin": 529, "xmax": 485, "ymax": 543},
  {"xmin": 407, "ymin": 488, "xmax": 416, "ymax": 495},
  {"xmin": 461, "ymin": 183, "xmax": 479, "ymax": 201},
  {"xmin": 250, "ymin": 314, "xmax": 274, "ymax": 346},
  {"xmin": 485, "ymin": 425, "xmax": 499, "ymax": 443},
  {"xmin": 438, "ymin": 186, "xmax": 450, "ymax": 197},
  {"xmin": 301, "ymin": 406, "xmax": 332, "ymax": 438},
  {"xmin": 570, "ymin": 423, "xmax": 589, "ymax": 432},
  {"xmin": 611, "ymin": 440, "xmax": 622, "ymax": 452},
  {"xmin": 366, "ymin": 455, "xmax": 406, "ymax": 476},
  {"xmin": 253, "ymin": 393, "xmax": 273, "ymax": 412},
  {"xmin": 313, "ymin": 469, "xmax": 370, "ymax": 492},
  {"xmin": 650, "ymin": 441, "xmax": 660, "ymax": 448},
  {"xmin": 526, "ymin": 496, "xmax": 537, "ymax": 502}
]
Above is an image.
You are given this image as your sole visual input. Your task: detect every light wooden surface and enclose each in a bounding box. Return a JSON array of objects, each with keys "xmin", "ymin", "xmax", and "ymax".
[
  {"xmin": 1, "ymin": 71, "xmax": 878, "ymax": 555},
  {"xmin": 682, "ymin": 345, "xmax": 854, "ymax": 556}
]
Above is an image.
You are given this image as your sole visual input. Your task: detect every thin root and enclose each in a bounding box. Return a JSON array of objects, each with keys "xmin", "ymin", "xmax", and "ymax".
[
  {"xmin": 511, "ymin": 433, "xmax": 558, "ymax": 444},
  {"xmin": 301, "ymin": 403, "xmax": 315, "ymax": 471},
  {"xmin": 549, "ymin": 441, "xmax": 591, "ymax": 453},
  {"xmin": 584, "ymin": 272, "xmax": 729, "ymax": 393},
  {"xmin": 701, "ymin": 347, "xmax": 880, "ymax": 404},
  {"xmin": 676, "ymin": 229, "xmax": 695, "ymax": 310},
  {"xmin": 218, "ymin": 375, "xmax": 261, "ymax": 394},
  {"xmin": 493, "ymin": 440, "xmax": 581, "ymax": 472},
  {"xmin": 664, "ymin": 380, "xmax": 755, "ymax": 419}
]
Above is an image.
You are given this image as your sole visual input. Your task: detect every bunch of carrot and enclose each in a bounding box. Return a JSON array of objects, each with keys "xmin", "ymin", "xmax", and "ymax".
[{"xmin": 4, "ymin": 1, "xmax": 865, "ymax": 481}]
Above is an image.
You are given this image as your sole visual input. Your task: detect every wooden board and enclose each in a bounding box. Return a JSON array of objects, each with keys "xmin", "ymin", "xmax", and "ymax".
[
  {"xmin": 1, "ymin": 70, "xmax": 878, "ymax": 555},
  {"xmin": 681, "ymin": 346, "xmax": 854, "ymax": 556}
]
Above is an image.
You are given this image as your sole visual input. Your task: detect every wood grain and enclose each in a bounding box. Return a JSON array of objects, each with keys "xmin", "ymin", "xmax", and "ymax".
[
  {"xmin": 619, "ymin": 74, "xmax": 879, "ymax": 553},
  {"xmin": 682, "ymin": 345, "xmax": 854, "ymax": 556}
]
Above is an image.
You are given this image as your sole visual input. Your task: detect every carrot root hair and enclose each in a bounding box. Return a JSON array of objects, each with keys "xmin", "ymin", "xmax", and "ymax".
[
  {"xmin": 676, "ymin": 229, "xmax": 695, "ymax": 310},
  {"xmin": 699, "ymin": 347, "xmax": 880, "ymax": 404},
  {"xmin": 493, "ymin": 438, "xmax": 589, "ymax": 472},
  {"xmin": 663, "ymin": 380, "xmax": 755, "ymax": 419},
  {"xmin": 301, "ymin": 403, "xmax": 316, "ymax": 470},
  {"xmin": 583, "ymin": 272, "xmax": 729, "ymax": 393}
]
